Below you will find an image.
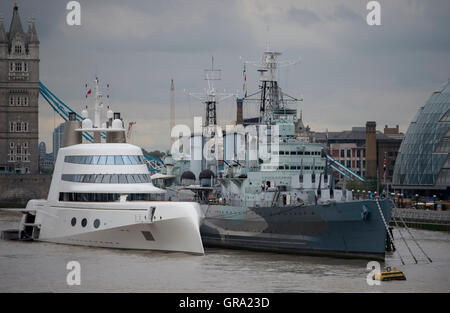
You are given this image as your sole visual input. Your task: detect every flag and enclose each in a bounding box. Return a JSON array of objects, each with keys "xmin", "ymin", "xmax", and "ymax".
[
  {"xmin": 86, "ymin": 89, "xmax": 91, "ymax": 98},
  {"xmin": 243, "ymin": 64, "xmax": 247, "ymax": 98}
]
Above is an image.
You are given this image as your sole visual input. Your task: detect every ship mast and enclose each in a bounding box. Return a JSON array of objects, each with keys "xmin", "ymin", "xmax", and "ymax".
[{"xmin": 244, "ymin": 50, "xmax": 302, "ymax": 124}]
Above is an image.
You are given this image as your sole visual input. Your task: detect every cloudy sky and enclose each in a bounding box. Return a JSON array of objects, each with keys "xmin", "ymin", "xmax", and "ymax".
[{"xmin": 1, "ymin": 0, "xmax": 449, "ymax": 152}]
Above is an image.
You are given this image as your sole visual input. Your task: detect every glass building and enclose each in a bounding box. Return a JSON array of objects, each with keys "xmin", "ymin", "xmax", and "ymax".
[{"xmin": 393, "ymin": 80, "xmax": 450, "ymax": 197}]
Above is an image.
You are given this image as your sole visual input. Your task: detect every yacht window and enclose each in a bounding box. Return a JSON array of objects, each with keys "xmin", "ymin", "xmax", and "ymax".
[
  {"xmin": 133, "ymin": 174, "xmax": 142, "ymax": 183},
  {"xmin": 122, "ymin": 155, "xmax": 131, "ymax": 165},
  {"xmin": 115, "ymin": 155, "xmax": 124, "ymax": 165},
  {"xmin": 59, "ymin": 192, "xmax": 163, "ymax": 202},
  {"xmin": 111, "ymin": 174, "xmax": 119, "ymax": 183},
  {"xmin": 98, "ymin": 156, "xmax": 107, "ymax": 165},
  {"xmin": 106, "ymin": 156, "xmax": 115, "ymax": 165},
  {"xmin": 102, "ymin": 174, "xmax": 111, "ymax": 183},
  {"xmin": 95, "ymin": 174, "xmax": 103, "ymax": 183},
  {"xmin": 89, "ymin": 174, "xmax": 96, "ymax": 183},
  {"xmin": 92, "ymin": 155, "xmax": 100, "ymax": 164},
  {"xmin": 126, "ymin": 174, "xmax": 135, "ymax": 183},
  {"xmin": 65, "ymin": 155, "xmax": 145, "ymax": 165},
  {"xmin": 118, "ymin": 175, "xmax": 127, "ymax": 184},
  {"xmin": 62, "ymin": 173, "xmax": 151, "ymax": 184}
]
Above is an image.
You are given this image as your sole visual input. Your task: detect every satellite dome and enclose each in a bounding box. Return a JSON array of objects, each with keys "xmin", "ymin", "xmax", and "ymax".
[
  {"xmin": 181, "ymin": 171, "xmax": 196, "ymax": 181},
  {"xmin": 199, "ymin": 169, "xmax": 215, "ymax": 179}
]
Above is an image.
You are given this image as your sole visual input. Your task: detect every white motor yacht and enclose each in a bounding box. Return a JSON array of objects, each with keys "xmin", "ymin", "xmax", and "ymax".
[{"xmin": 17, "ymin": 78, "xmax": 204, "ymax": 254}]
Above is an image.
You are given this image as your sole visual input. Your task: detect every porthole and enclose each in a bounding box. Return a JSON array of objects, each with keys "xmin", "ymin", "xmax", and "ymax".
[
  {"xmin": 81, "ymin": 218, "xmax": 87, "ymax": 227},
  {"xmin": 93, "ymin": 219, "xmax": 100, "ymax": 229},
  {"xmin": 71, "ymin": 217, "xmax": 76, "ymax": 226}
]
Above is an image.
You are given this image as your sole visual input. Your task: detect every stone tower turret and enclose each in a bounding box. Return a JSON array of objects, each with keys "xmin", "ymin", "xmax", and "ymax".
[{"xmin": 0, "ymin": 1, "xmax": 40, "ymax": 174}]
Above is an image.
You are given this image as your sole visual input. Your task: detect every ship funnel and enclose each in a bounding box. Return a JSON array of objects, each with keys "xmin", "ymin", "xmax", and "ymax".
[
  {"xmin": 62, "ymin": 112, "xmax": 82, "ymax": 147},
  {"xmin": 236, "ymin": 98, "xmax": 243, "ymax": 125}
]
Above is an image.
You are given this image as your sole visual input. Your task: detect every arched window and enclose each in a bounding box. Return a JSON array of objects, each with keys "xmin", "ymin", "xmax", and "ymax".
[{"xmin": 299, "ymin": 173, "xmax": 304, "ymax": 183}]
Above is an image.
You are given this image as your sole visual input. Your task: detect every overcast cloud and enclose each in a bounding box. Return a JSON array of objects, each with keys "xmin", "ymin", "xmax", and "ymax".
[{"xmin": 1, "ymin": 0, "xmax": 449, "ymax": 152}]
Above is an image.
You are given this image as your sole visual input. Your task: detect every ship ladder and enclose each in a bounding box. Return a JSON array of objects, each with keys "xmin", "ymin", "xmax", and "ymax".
[
  {"xmin": 395, "ymin": 210, "xmax": 433, "ymax": 263},
  {"xmin": 375, "ymin": 199, "xmax": 405, "ymax": 265},
  {"xmin": 271, "ymin": 189, "xmax": 280, "ymax": 207}
]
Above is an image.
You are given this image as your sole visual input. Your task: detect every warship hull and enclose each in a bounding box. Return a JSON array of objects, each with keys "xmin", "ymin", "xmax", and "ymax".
[{"xmin": 200, "ymin": 199, "xmax": 392, "ymax": 261}]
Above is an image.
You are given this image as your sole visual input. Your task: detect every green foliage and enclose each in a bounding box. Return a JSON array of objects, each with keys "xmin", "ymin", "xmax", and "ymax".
[
  {"xmin": 40, "ymin": 167, "xmax": 54, "ymax": 174},
  {"xmin": 142, "ymin": 149, "xmax": 166, "ymax": 160},
  {"xmin": 345, "ymin": 178, "xmax": 379, "ymax": 193}
]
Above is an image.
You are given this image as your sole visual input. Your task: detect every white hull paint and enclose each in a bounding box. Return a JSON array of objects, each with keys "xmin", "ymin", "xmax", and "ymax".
[{"xmin": 23, "ymin": 199, "xmax": 204, "ymax": 254}]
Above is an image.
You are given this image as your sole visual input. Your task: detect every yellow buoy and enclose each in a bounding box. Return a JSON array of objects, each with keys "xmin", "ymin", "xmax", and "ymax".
[{"xmin": 373, "ymin": 267, "xmax": 406, "ymax": 281}]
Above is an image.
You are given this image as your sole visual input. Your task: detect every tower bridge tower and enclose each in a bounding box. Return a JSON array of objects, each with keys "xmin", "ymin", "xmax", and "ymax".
[{"xmin": 0, "ymin": 1, "xmax": 40, "ymax": 174}]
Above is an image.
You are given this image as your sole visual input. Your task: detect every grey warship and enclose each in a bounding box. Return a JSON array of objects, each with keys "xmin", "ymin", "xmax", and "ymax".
[{"xmin": 164, "ymin": 51, "xmax": 393, "ymax": 260}]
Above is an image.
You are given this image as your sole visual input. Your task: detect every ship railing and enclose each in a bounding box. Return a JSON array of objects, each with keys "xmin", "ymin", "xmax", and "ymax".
[{"xmin": 392, "ymin": 207, "xmax": 450, "ymax": 225}]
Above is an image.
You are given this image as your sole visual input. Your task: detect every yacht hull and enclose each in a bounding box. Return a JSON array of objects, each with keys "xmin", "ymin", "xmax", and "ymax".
[
  {"xmin": 21, "ymin": 200, "xmax": 204, "ymax": 254},
  {"xmin": 200, "ymin": 199, "xmax": 392, "ymax": 260}
]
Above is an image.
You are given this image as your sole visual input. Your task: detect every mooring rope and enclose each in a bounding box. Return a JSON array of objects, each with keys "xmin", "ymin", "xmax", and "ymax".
[
  {"xmin": 392, "ymin": 215, "xmax": 418, "ymax": 263},
  {"xmin": 396, "ymin": 212, "xmax": 433, "ymax": 263},
  {"xmin": 376, "ymin": 199, "xmax": 405, "ymax": 265}
]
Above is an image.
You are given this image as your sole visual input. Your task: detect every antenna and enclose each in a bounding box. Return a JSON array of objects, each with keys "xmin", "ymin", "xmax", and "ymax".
[
  {"xmin": 170, "ymin": 79, "xmax": 175, "ymax": 145},
  {"xmin": 188, "ymin": 57, "xmax": 236, "ymax": 128},
  {"xmin": 242, "ymin": 51, "xmax": 302, "ymax": 124}
]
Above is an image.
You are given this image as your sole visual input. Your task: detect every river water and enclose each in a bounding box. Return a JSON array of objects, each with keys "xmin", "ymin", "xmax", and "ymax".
[{"xmin": 0, "ymin": 209, "xmax": 449, "ymax": 293}]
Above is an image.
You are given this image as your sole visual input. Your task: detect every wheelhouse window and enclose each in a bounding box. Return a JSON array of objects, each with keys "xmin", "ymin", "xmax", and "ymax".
[
  {"xmin": 65, "ymin": 155, "xmax": 145, "ymax": 165},
  {"xmin": 61, "ymin": 173, "xmax": 152, "ymax": 184}
]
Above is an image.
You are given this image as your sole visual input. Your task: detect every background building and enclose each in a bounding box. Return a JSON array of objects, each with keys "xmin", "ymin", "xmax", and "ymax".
[
  {"xmin": 393, "ymin": 80, "xmax": 450, "ymax": 198},
  {"xmin": 52, "ymin": 122, "xmax": 65, "ymax": 163},
  {"xmin": 0, "ymin": 3, "xmax": 39, "ymax": 174},
  {"xmin": 315, "ymin": 123, "xmax": 404, "ymax": 185},
  {"xmin": 38, "ymin": 141, "xmax": 53, "ymax": 172}
]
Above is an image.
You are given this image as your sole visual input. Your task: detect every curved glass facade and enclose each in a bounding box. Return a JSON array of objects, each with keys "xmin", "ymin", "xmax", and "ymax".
[{"xmin": 393, "ymin": 81, "xmax": 450, "ymax": 187}]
